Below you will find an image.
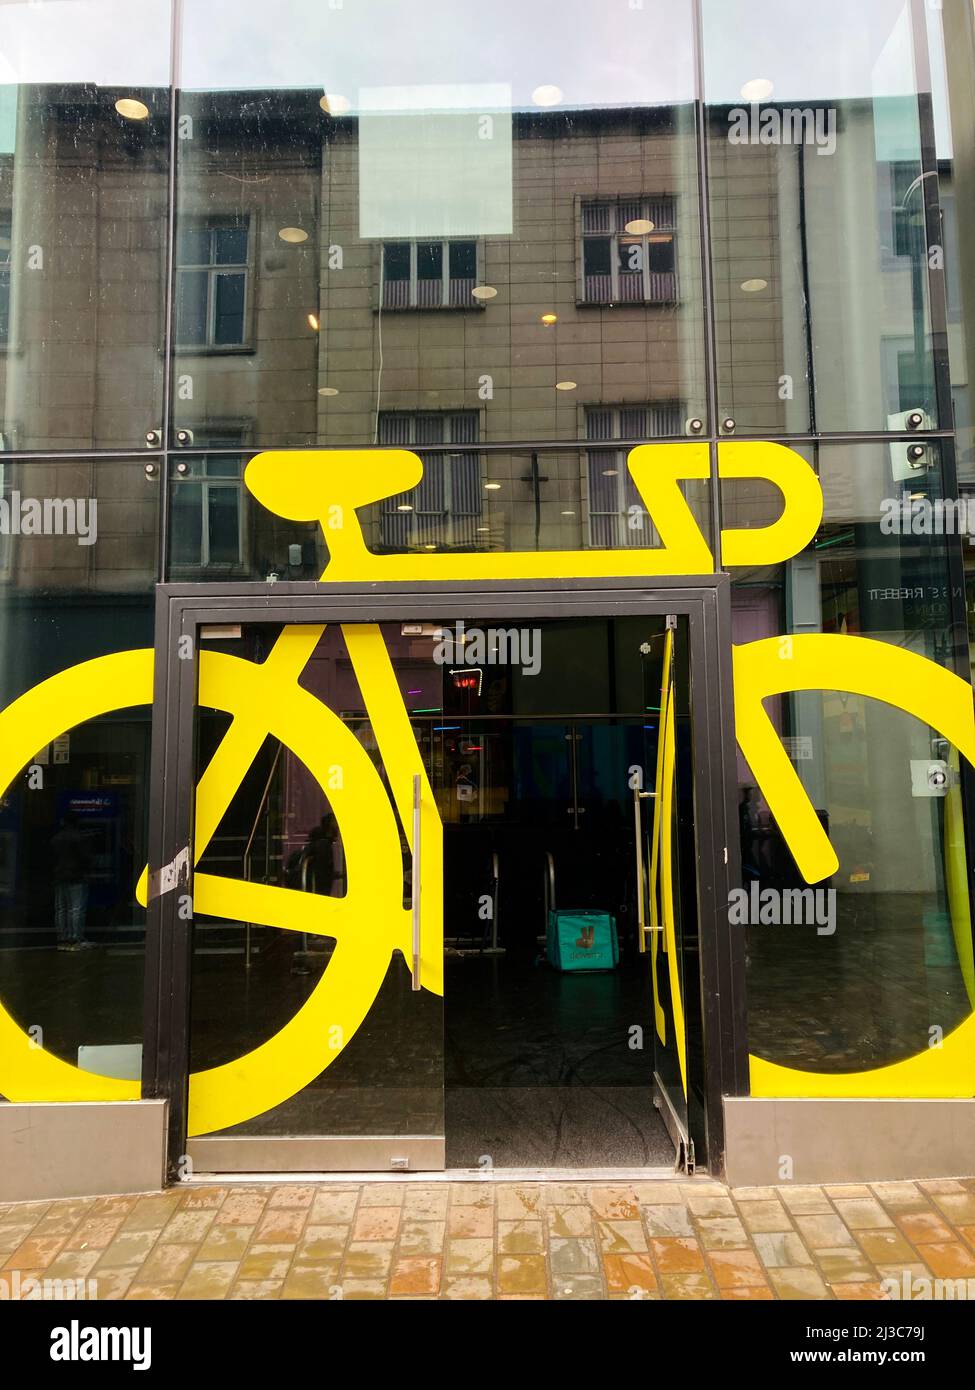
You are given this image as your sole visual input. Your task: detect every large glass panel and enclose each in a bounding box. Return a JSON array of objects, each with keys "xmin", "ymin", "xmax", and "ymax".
[
  {"xmin": 0, "ymin": 458, "xmax": 158, "ymax": 1104},
  {"xmin": 703, "ymin": 0, "xmax": 946, "ymax": 434},
  {"xmin": 174, "ymin": 0, "xmax": 706, "ymax": 449},
  {"xmin": 0, "ymin": 1, "xmax": 171, "ymax": 449},
  {"xmin": 726, "ymin": 441, "xmax": 975, "ymax": 1076},
  {"xmin": 188, "ymin": 621, "xmax": 444, "ymax": 1157}
]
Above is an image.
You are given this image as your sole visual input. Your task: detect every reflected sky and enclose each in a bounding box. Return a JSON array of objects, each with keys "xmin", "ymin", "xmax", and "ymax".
[
  {"xmin": 702, "ymin": 0, "xmax": 927, "ymax": 102},
  {"xmin": 180, "ymin": 0, "xmax": 697, "ymax": 106},
  {"xmin": 0, "ymin": 0, "xmax": 171, "ymax": 86},
  {"xmin": 0, "ymin": 0, "xmax": 953, "ymax": 153}
]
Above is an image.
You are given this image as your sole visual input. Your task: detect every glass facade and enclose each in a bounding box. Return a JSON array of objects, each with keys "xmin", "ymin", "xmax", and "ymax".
[{"xmin": 2, "ymin": 0, "xmax": 975, "ymax": 1180}]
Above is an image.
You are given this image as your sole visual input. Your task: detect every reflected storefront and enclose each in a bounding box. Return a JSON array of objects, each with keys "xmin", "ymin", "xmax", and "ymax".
[{"xmin": 2, "ymin": 0, "xmax": 975, "ymax": 1197}]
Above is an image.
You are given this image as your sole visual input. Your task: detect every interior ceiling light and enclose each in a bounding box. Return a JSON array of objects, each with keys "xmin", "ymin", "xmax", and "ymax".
[
  {"xmin": 320, "ymin": 93, "xmax": 351, "ymax": 115},
  {"xmin": 471, "ymin": 284, "xmax": 497, "ymax": 300},
  {"xmin": 278, "ymin": 226, "xmax": 309, "ymax": 244},
  {"xmin": 532, "ymin": 84, "xmax": 563, "ymax": 107},
  {"xmin": 561, "ymin": 510, "xmax": 576, "ymax": 516},
  {"xmin": 541, "ymin": 312, "xmax": 558, "ymax": 325},
  {"xmin": 555, "ymin": 380, "xmax": 577, "ymax": 391},
  {"xmin": 740, "ymin": 78, "xmax": 774, "ymax": 102},
  {"xmin": 115, "ymin": 98, "xmax": 149, "ymax": 121},
  {"xmin": 740, "ymin": 278, "xmax": 768, "ymax": 293},
  {"xmin": 484, "ymin": 482, "xmax": 502, "ymax": 490},
  {"xmin": 307, "ymin": 313, "xmax": 320, "ymax": 330},
  {"xmin": 624, "ymin": 218, "xmax": 655, "ymax": 235},
  {"xmin": 317, "ymin": 386, "xmax": 339, "ymax": 396},
  {"xmin": 397, "ymin": 504, "xmax": 414, "ymax": 512},
  {"xmin": 602, "ymin": 469, "xmax": 619, "ymax": 477}
]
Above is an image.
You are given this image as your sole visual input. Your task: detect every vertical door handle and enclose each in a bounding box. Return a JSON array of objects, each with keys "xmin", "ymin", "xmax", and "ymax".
[
  {"xmin": 633, "ymin": 787, "xmax": 654, "ymax": 952},
  {"xmin": 411, "ymin": 772, "xmax": 422, "ymax": 991}
]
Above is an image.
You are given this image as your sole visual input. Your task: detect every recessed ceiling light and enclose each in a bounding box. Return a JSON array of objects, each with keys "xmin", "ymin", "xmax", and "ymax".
[
  {"xmin": 484, "ymin": 482, "xmax": 502, "ymax": 490},
  {"xmin": 555, "ymin": 380, "xmax": 577, "ymax": 391},
  {"xmin": 541, "ymin": 312, "xmax": 558, "ymax": 325},
  {"xmin": 320, "ymin": 93, "xmax": 351, "ymax": 115},
  {"xmin": 307, "ymin": 313, "xmax": 320, "ymax": 330},
  {"xmin": 602, "ymin": 469, "xmax": 619, "ymax": 477},
  {"xmin": 624, "ymin": 218, "xmax": 655, "ymax": 235},
  {"xmin": 318, "ymin": 386, "xmax": 339, "ymax": 397},
  {"xmin": 279, "ymin": 226, "xmax": 309, "ymax": 244},
  {"xmin": 423, "ymin": 543, "xmax": 437, "ymax": 550},
  {"xmin": 115, "ymin": 98, "xmax": 149, "ymax": 121},
  {"xmin": 397, "ymin": 504, "xmax": 414, "ymax": 512},
  {"xmin": 740, "ymin": 278, "xmax": 768, "ymax": 293},
  {"xmin": 476, "ymin": 526, "xmax": 490, "ymax": 532},
  {"xmin": 561, "ymin": 510, "xmax": 576, "ymax": 516},
  {"xmin": 471, "ymin": 284, "xmax": 497, "ymax": 301},
  {"xmin": 740, "ymin": 78, "xmax": 774, "ymax": 102},
  {"xmin": 532, "ymin": 84, "xmax": 563, "ymax": 107}
]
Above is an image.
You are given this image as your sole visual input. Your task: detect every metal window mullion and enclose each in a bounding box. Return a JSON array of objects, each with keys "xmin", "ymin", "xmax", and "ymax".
[
  {"xmin": 201, "ymin": 477, "xmax": 211, "ymax": 567},
  {"xmin": 410, "ymin": 241, "xmax": 418, "ymax": 309},
  {"xmin": 206, "ymin": 265, "xmax": 218, "ymax": 349},
  {"xmin": 236, "ymin": 475, "xmax": 244, "ymax": 565},
  {"xmin": 241, "ymin": 265, "xmax": 249, "ymax": 345}
]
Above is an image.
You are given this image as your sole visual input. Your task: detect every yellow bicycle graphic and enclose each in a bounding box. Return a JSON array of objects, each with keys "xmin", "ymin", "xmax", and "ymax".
[{"xmin": 1, "ymin": 440, "xmax": 973, "ymax": 1127}]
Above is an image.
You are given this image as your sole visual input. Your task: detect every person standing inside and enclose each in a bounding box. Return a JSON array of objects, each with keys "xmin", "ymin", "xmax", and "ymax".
[{"xmin": 51, "ymin": 812, "xmax": 94, "ymax": 951}]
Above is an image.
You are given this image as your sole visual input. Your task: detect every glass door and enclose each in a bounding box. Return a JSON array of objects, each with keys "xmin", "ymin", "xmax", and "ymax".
[
  {"xmin": 146, "ymin": 593, "xmax": 728, "ymax": 1177},
  {"xmin": 183, "ymin": 620, "xmax": 445, "ymax": 1172},
  {"xmin": 635, "ymin": 618, "xmax": 697, "ymax": 1164}
]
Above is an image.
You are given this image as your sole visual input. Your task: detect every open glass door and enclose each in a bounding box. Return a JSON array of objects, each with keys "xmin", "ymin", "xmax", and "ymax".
[
  {"xmin": 184, "ymin": 621, "xmax": 444, "ymax": 1173},
  {"xmin": 635, "ymin": 616, "xmax": 698, "ymax": 1168}
]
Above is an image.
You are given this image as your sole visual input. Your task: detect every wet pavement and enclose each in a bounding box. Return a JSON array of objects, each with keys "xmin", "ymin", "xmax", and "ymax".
[{"xmin": 3, "ymin": 1174, "xmax": 975, "ymax": 1300}]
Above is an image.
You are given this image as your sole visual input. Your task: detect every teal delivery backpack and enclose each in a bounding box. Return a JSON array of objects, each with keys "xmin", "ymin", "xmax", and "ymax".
[{"xmin": 546, "ymin": 909, "xmax": 619, "ymax": 972}]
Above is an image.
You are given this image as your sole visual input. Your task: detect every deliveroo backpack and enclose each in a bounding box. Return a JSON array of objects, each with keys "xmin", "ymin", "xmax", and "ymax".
[{"xmin": 546, "ymin": 909, "xmax": 619, "ymax": 972}]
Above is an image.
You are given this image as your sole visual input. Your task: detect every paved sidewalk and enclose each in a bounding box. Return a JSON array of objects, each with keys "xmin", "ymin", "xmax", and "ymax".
[{"xmin": 3, "ymin": 1176, "xmax": 975, "ymax": 1300}]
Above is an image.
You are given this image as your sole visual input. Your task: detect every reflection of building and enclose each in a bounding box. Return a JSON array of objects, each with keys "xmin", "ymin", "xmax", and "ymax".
[{"xmin": 3, "ymin": 0, "xmax": 975, "ymax": 1206}]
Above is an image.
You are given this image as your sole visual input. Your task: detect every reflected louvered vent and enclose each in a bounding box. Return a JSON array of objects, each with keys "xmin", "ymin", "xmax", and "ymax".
[
  {"xmin": 448, "ymin": 411, "xmax": 481, "ymax": 549},
  {"xmin": 617, "ymin": 199, "xmax": 645, "ymax": 299},
  {"xmin": 415, "ymin": 414, "xmax": 446, "ymax": 546},
  {"xmin": 449, "ymin": 277, "xmax": 476, "ymax": 307},
  {"xmin": 582, "ymin": 202, "xmax": 612, "ymax": 234},
  {"xmin": 416, "ymin": 278, "xmax": 443, "ymax": 309},
  {"xmin": 382, "ymin": 278, "xmax": 410, "ymax": 309},
  {"xmin": 586, "ymin": 405, "xmax": 677, "ymax": 548},
  {"xmin": 379, "ymin": 412, "xmax": 480, "ymax": 550},
  {"xmin": 586, "ymin": 408, "xmax": 620, "ymax": 548},
  {"xmin": 379, "ymin": 414, "xmax": 414, "ymax": 547}
]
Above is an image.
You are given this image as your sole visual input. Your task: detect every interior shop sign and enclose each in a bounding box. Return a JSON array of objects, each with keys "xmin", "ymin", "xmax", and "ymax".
[{"xmin": 0, "ymin": 492, "xmax": 97, "ymax": 545}]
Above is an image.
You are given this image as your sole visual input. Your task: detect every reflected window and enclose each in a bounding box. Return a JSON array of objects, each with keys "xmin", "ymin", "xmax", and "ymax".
[
  {"xmin": 382, "ymin": 239, "xmax": 479, "ymax": 309},
  {"xmin": 885, "ymin": 161, "xmax": 923, "ymax": 262},
  {"xmin": 171, "ymin": 454, "xmax": 245, "ymax": 570},
  {"xmin": 581, "ymin": 199, "xmax": 677, "ymax": 306},
  {"xmin": 379, "ymin": 412, "xmax": 480, "ymax": 548},
  {"xmin": 586, "ymin": 406, "xmax": 681, "ymax": 547},
  {"xmin": 176, "ymin": 219, "xmax": 251, "ymax": 348}
]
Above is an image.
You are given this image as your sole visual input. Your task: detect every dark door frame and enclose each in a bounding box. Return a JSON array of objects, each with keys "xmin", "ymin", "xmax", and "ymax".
[{"xmin": 142, "ymin": 575, "xmax": 748, "ymax": 1178}]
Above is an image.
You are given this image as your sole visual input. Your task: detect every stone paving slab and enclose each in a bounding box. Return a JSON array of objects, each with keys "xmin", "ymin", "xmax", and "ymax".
[{"xmin": 2, "ymin": 1176, "xmax": 975, "ymax": 1301}]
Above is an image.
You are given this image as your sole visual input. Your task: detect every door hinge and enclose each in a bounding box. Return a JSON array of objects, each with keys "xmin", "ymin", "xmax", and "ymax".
[{"xmin": 675, "ymin": 1136, "xmax": 696, "ymax": 1175}]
